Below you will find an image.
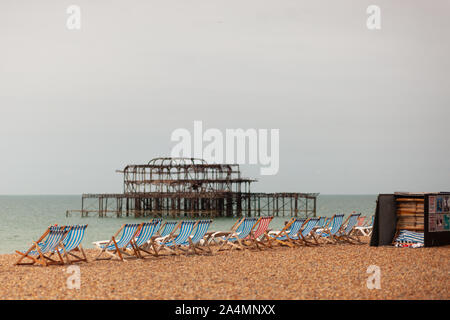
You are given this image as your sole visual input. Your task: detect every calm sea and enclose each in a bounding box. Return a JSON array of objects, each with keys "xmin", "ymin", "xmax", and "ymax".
[{"xmin": 0, "ymin": 195, "xmax": 376, "ymax": 254}]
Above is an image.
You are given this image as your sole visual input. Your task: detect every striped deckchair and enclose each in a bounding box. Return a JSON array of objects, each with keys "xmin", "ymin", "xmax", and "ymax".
[
  {"xmin": 323, "ymin": 217, "xmax": 331, "ymax": 227},
  {"xmin": 16, "ymin": 226, "xmax": 69, "ymax": 266},
  {"xmin": 131, "ymin": 221, "xmax": 161, "ymax": 258},
  {"xmin": 316, "ymin": 214, "xmax": 345, "ymax": 243},
  {"xmin": 140, "ymin": 218, "xmax": 162, "ymax": 237},
  {"xmin": 207, "ymin": 217, "xmax": 245, "ymax": 244},
  {"xmin": 334, "ymin": 213, "xmax": 361, "ymax": 243},
  {"xmin": 267, "ymin": 217, "xmax": 295, "ymax": 238},
  {"xmin": 314, "ymin": 217, "xmax": 331, "ymax": 232},
  {"xmin": 56, "ymin": 225, "xmax": 88, "ymax": 263},
  {"xmin": 316, "ymin": 216, "xmax": 327, "ymax": 228},
  {"xmin": 155, "ymin": 220, "xmax": 197, "ymax": 255},
  {"xmin": 242, "ymin": 216, "xmax": 274, "ymax": 249},
  {"xmin": 268, "ymin": 218, "xmax": 305, "ymax": 247},
  {"xmin": 156, "ymin": 221, "xmax": 178, "ymax": 240},
  {"xmin": 355, "ymin": 215, "xmax": 374, "ymax": 236},
  {"xmin": 178, "ymin": 220, "xmax": 213, "ymax": 255},
  {"xmin": 298, "ymin": 218, "xmax": 320, "ymax": 245},
  {"xmin": 356, "ymin": 216, "xmax": 366, "ymax": 227},
  {"xmin": 394, "ymin": 230, "xmax": 424, "ymax": 245},
  {"xmin": 93, "ymin": 223, "xmax": 140, "ymax": 261},
  {"xmin": 216, "ymin": 217, "xmax": 258, "ymax": 251}
]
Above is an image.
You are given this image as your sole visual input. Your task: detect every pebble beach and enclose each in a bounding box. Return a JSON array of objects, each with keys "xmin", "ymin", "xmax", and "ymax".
[{"xmin": 1, "ymin": 239, "xmax": 448, "ymax": 300}]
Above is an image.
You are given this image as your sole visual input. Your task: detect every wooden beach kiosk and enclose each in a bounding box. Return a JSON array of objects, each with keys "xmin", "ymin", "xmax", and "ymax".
[{"xmin": 370, "ymin": 192, "xmax": 450, "ymax": 247}]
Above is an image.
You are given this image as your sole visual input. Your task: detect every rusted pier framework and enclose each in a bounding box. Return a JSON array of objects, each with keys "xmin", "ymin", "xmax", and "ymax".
[{"xmin": 67, "ymin": 158, "xmax": 318, "ymax": 218}]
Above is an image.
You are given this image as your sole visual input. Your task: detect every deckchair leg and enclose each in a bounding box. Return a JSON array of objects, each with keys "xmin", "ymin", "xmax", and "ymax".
[
  {"xmin": 62, "ymin": 246, "xmax": 71, "ymax": 264},
  {"xmin": 35, "ymin": 244, "xmax": 48, "ymax": 267},
  {"xmin": 130, "ymin": 241, "xmax": 141, "ymax": 259},
  {"xmin": 150, "ymin": 242, "xmax": 159, "ymax": 257},
  {"xmin": 205, "ymin": 243, "xmax": 213, "ymax": 255},
  {"xmin": 53, "ymin": 246, "xmax": 65, "ymax": 265},
  {"xmin": 15, "ymin": 251, "xmax": 41, "ymax": 266},
  {"xmin": 264, "ymin": 234, "xmax": 273, "ymax": 248},
  {"xmin": 197, "ymin": 241, "xmax": 213, "ymax": 255},
  {"xmin": 15, "ymin": 242, "xmax": 38, "ymax": 265},
  {"xmin": 79, "ymin": 245, "xmax": 88, "ymax": 262},
  {"xmin": 112, "ymin": 237, "xmax": 123, "ymax": 261}
]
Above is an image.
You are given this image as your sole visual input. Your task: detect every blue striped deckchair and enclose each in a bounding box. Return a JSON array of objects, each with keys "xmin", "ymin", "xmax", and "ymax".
[
  {"xmin": 268, "ymin": 218, "xmax": 305, "ymax": 247},
  {"xmin": 316, "ymin": 214, "xmax": 345, "ymax": 243},
  {"xmin": 394, "ymin": 230, "xmax": 424, "ymax": 245},
  {"xmin": 156, "ymin": 221, "xmax": 178, "ymax": 240},
  {"xmin": 267, "ymin": 217, "xmax": 296, "ymax": 238},
  {"xmin": 316, "ymin": 216, "xmax": 327, "ymax": 228},
  {"xmin": 298, "ymin": 218, "xmax": 320, "ymax": 245},
  {"xmin": 155, "ymin": 220, "xmax": 197, "ymax": 255},
  {"xmin": 15, "ymin": 226, "xmax": 69, "ymax": 266},
  {"xmin": 56, "ymin": 225, "xmax": 88, "ymax": 263},
  {"xmin": 334, "ymin": 213, "xmax": 362, "ymax": 243},
  {"xmin": 267, "ymin": 217, "xmax": 295, "ymax": 237},
  {"xmin": 131, "ymin": 220, "xmax": 161, "ymax": 258},
  {"xmin": 94, "ymin": 223, "xmax": 140, "ymax": 261},
  {"xmin": 314, "ymin": 217, "xmax": 330, "ymax": 232},
  {"xmin": 217, "ymin": 217, "xmax": 258, "ymax": 251},
  {"xmin": 178, "ymin": 220, "xmax": 213, "ymax": 255}
]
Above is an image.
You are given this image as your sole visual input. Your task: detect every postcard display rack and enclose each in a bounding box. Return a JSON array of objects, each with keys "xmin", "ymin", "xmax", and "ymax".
[{"xmin": 424, "ymin": 193, "xmax": 450, "ymax": 246}]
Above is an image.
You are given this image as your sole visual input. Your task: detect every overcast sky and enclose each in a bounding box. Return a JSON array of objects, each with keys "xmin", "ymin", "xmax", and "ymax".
[{"xmin": 1, "ymin": 0, "xmax": 449, "ymax": 195}]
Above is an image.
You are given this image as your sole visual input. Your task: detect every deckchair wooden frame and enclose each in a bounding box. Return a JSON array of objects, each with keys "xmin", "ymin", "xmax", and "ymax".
[
  {"xmin": 333, "ymin": 214, "xmax": 363, "ymax": 244},
  {"xmin": 241, "ymin": 216, "xmax": 274, "ymax": 250},
  {"xmin": 206, "ymin": 217, "xmax": 244, "ymax": 245},
  {"xmin": 267, "ymin": 218, "xmax": 298, "ymax": 248},
  {"xmin": 153, "ymin": 221, "xmax": 181, "ymax": 256},
  {"xmin": 215, "ymin": 218, "xmax": 246, "ymax": 250},
  {"xmin": 178, "ymin": 220, "xmax": 214, "ymax": 255},
  {"xmin": 15, "ymin": 226, "xmax": 69, "ymax": 266},
  {"xmin": 131, "ymin": 221, "xmax": 161, "ymax": 259},
  {"xmin": 296, "ymin": 218, "xmax": 321, "ymax": 246},
  {"xmin": 152, "ymin": 221, "xmax": 178, "ymax": 243},
  {"xmin": 186, "ymin": 236, "xmax": 213, "ymax": 255},
  {"xmin": 216, "ymin": 218, "xmax": 257, "ymax": 252},
  {"xmin": 317, "ymin": 214, "xmax": 344, "ymax": 244},
  {"xmin": 50, "ymin": 225, "xmax": 88, "ymax": 264},
  {"xmin": 154, "ymin": 221, "xmax": 198, "ymax": 256},
  {"xmin": 62, "ymin": 244, "xmax": 88, "ymax": 264},
  {"xmin": 94, "ymin": 223, "xmax": 141, "ymax": 261}
]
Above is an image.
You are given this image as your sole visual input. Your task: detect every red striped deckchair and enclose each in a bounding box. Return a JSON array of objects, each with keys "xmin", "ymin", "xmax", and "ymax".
[
  {"xmin": 356, "ymin": 216, "xmax": 366, "ymax": 227},
  {"xmin": 242, "ymin": 216, "xmax": 274, "ymax": 249}
]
